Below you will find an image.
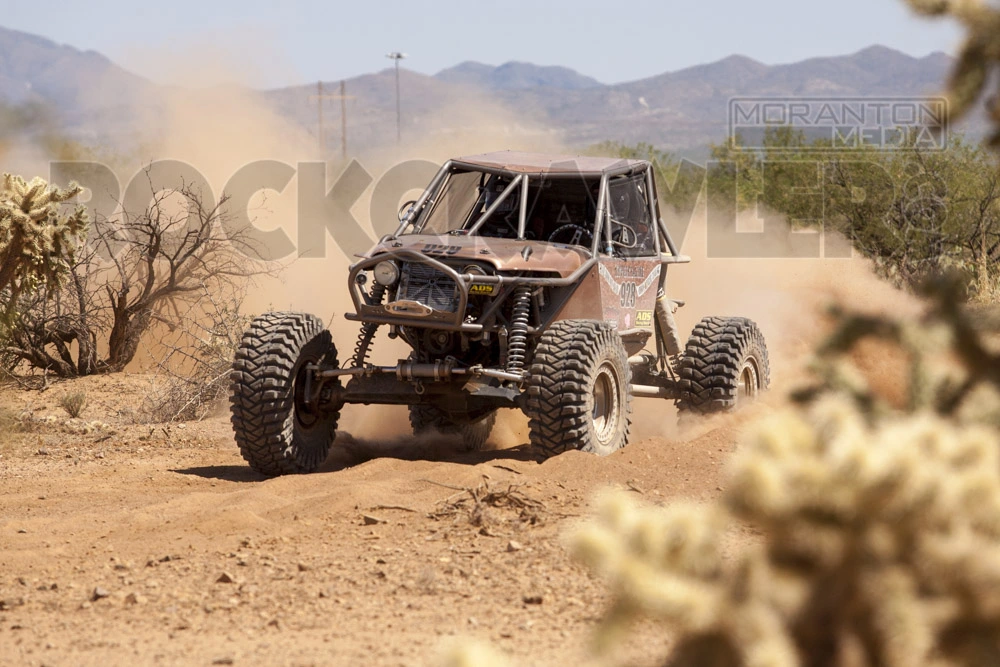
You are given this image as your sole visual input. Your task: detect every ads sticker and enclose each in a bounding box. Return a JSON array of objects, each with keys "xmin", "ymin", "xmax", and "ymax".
[
  {"xmin": 469, "ymin": 283, "xmax": 496, "ymax": 296},
  {"xmin": 636, "ymin": 310, "xmax": 653, "ymax": 327}
]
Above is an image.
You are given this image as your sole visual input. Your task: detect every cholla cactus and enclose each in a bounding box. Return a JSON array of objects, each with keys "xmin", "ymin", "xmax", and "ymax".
[
  {"xmin": 905, "ymin": 0, "xmax": 1000, "ymax": 146},
  {"xmin": 439, "ymin": 639, "xmax": 512, "ymax": 667},
  {"xmin": 572, "ymin": 280, "xmax": 1000, "ymax": 665},
  {"xmin": 574, "ymin": 402, "xmax": 1000, "ymax": 666},
  {"xmin": 0, "ymin": 174, "xmax": 88, "ymax": 317}
]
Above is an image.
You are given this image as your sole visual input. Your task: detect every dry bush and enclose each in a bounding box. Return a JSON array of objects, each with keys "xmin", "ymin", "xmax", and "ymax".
[
  {"xmin": 567, "ymin": 277, "xmax": 1000, "ymax": 666},
  {"xmin": 58, "ymin": 391, "xmax": 87, "ymax": 418},
  {"xmin": 137, "ymin": 283, "xmax": 252, "ymax": 423},
  {"xmin": 431, "ymin": 480, "xmax": 546, "ymax": 528}
]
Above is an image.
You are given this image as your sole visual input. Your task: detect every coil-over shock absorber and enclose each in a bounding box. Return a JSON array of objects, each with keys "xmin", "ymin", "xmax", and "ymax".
[
  {"xmin": 351, "ymin": 283, "xmax": 386, "ymax": 367},
  {"xmin": 506, "ymin": 285, "xmax": 532, "ymax": 373}
]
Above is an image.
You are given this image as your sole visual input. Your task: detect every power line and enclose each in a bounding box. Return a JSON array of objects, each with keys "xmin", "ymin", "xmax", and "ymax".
[{"xmin": 309, "ymin": 80, "xmax": 355, "ymax": 159}]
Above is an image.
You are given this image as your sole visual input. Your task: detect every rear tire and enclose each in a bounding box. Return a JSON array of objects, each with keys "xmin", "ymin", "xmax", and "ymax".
[
  {"xmin": 229, "ymin": 312, "xmax": 340, "ymax": 476},
  {"xmin": 409, "ymin": 405, "xmax": 496, "ymax": 451},
  {"xmin": 675, "ymin": 316, "xmax": 769, "ymax": 414},
  {"xmin": 524, "ymin": 320, "xmax": 632, "ymax": 458}
]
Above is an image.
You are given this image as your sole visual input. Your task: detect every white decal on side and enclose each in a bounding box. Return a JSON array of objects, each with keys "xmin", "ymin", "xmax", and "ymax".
[{"xmin": 599, "ymin": 263, "xmax": 660, "ymax": 298}]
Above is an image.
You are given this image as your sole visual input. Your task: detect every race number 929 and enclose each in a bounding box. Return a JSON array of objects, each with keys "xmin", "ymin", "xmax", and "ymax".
[{"xmin": 620, "ymin": 282, "xmax": 637, "ymax": 308}]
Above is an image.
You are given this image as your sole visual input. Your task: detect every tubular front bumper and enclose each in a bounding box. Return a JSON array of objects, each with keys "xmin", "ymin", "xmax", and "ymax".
[{"xmin": 346, "ymin": 249, "xmax": 598, "ymax": 332}]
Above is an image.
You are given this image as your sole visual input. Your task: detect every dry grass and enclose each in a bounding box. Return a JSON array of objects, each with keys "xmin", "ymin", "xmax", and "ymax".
[
  {"xmin": 0, "ymin": 405, "xmax": 26, "ymax": 450},
  {"xmin": 59, "ymin": 391, "xmax": 87, "ymax": 418}
]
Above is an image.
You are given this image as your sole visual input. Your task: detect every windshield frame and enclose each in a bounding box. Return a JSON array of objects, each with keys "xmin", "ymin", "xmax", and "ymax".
[{"xmin": 393, "ymin": 162, "xmax": 659, "ymax": 259}]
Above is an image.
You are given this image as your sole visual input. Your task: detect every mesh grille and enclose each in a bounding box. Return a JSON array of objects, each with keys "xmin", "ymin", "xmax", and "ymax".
[{"xmin": 398, "ymin": 263, "xmax": 459, "ymax": 312}]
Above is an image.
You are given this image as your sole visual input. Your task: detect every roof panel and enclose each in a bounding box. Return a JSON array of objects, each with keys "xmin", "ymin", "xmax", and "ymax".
[{"xmin": 452, "ymin": 150, "xmax": 648, "ymax": 175}]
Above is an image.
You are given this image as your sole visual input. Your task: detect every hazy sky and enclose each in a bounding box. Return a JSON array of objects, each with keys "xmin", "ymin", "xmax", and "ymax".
[{"xmin": 6, "ymin": 0, "xmax": 963, "ymax": 88}]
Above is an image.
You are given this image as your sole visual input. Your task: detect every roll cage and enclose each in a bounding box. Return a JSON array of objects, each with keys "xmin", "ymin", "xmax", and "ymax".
[{"xmin": 391, "ymin": 157, "xmax": 685, "ymax": 259}]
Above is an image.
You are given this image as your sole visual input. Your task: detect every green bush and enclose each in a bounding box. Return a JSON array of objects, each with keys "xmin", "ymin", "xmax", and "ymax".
[{"xmin": 708, "ymin": 130, "xmax": 1000, "ymax": 298}]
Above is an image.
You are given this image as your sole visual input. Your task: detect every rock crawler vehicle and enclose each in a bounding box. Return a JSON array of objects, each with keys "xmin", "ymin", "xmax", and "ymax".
[{"xmin": 229, "ymin": 151, "xmax": 770, "ymax": 475}]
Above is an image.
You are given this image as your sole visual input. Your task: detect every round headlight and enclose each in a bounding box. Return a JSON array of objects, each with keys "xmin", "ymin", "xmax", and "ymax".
[
  {"xmin": 373, "ymin": 260, "xmax": 400, "ymax": 286},
  {"xmin": 462, "ymin": 264, "xmax": 487, "ymax": 276}
]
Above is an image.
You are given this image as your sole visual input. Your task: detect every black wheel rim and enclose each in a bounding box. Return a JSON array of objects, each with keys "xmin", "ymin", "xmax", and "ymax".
[{"xmin": 293, "ymin": 355, "xmax": 322, "ymax": 430}]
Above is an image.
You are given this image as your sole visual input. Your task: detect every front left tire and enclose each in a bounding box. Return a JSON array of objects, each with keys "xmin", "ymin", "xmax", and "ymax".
[{"xmin": 524, "ymin": 319, "xmax": 632, "ymax": 458}]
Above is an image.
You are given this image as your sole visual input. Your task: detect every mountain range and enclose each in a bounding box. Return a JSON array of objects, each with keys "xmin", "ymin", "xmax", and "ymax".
[{"xmin": 0, "ymin": 24, "xmax": 964, "ymax": 156}]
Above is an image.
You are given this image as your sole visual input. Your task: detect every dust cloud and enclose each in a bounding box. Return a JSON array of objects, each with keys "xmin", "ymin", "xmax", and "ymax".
[
  {"xmin": 629, "ymin": 204, "xmax": 918, "ymax": 441},
  {"xmin": 89, "ymin": 48, "xmax": 565, "ymax": 438}
]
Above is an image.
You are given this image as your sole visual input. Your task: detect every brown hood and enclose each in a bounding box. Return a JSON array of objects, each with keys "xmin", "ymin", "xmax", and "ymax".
[{"xmin": 365, "ymin": 234, "xmax": 589, "ymax": 278}]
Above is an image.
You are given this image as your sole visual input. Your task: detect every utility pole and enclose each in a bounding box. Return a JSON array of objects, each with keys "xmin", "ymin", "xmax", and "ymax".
[
  {"xmin": 340, "ymin": 80, "xmax": 348, "ymax": 158},
  {"xmin": 316, "ymin": 81, "xmax": 324, "ymax": 156},
  {"xmin": 309, "ymin": 80, "xmax": 354, "ymax": 159},
  {"xmin": 385, "ymin": 52, "xmax": 407, "ymax": 144}
]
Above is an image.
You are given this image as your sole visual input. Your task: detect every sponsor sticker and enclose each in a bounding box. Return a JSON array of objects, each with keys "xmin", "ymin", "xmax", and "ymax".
[
  {"xmin": 469, "ymin": 283, "xmax": 496, "ymax": 296},
  {"xmin": 636, "ymin": 310, "xmax": 653, "ymax": 327}
]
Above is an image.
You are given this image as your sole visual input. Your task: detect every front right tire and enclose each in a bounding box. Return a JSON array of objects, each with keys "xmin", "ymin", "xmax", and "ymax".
[{"xmin": 229, "ymin": 312, "xmax": 341, "ymax": 476}]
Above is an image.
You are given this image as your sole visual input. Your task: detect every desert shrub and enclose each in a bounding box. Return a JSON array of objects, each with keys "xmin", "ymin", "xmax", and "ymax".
[
  {"xmin": 708, "ymin": 130, "xmax": 1000, "ymax": 298},
  {"xmin": 568, "ymin": 278, "xmax": 1000, "ymax": 666},
  {"xmin": 137, "ymin": 285, "xmax": 252, "ymax": 423},
  {"xmin": 58, "ymin": 391, "xmax": 87, "ymax": 418}
]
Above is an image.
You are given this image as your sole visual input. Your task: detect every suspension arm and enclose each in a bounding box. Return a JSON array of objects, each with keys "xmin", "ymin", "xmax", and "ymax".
[{"xmin": 311, "ymin": 362, "xmax": 527, "ymax": 384}]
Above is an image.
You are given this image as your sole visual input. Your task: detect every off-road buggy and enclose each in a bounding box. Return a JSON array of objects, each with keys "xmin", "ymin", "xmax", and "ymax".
[{"xmin": 229, "ymin": 151, "xmax": 769, "ymax": 475}]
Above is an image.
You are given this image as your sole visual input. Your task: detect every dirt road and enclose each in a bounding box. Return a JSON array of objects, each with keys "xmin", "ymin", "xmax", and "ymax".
[{"xmin": 0, "ymin": 373, "xmax": 762, "ymax": 667}]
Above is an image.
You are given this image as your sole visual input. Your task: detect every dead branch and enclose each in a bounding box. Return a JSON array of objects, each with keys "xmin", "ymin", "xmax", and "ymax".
[{"xmin": 430, "ymin": 480, "xmax": 547, "ymax": 526}]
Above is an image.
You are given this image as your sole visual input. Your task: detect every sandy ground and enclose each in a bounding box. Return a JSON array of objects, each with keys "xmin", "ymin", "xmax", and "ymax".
[{"xmin": 0, "ymin": 370, "xmax": 769, "ymax": 667}]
